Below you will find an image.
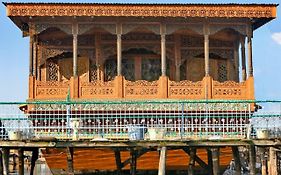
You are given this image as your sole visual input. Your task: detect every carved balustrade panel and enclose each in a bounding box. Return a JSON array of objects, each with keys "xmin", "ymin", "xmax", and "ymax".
[
  {"xmin": 212, "ymin": 80, "xmax": 247, "ymax": 99},
  {"xmin": 35, "ymin": 81, "xmax": 69, "ymax": 99},
  {"xmin": 80, "ymin": 80, "xmax": 116, "ymax": 99},
  {"xmin": 168, "ymin": 80, "xmax": 203, "ymax": 99},
  {"xmin": 124, "ymin": 79, "xmax": 159, "ymax": 98}
]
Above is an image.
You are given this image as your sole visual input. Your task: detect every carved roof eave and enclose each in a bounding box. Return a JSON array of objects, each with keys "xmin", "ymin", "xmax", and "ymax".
[{"xmin": 5, "ymin": 3, "xmax": 278, "ymax": 35}]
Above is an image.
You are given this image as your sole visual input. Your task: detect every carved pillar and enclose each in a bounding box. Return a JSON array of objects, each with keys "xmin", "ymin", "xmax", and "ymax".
[
  {"xmin": 116, "ymin": 23, "xmax": 122, "ymax": 76},
  {"xmin": 247, "ymin": 25, "xmax": 253, "ymax": 77},
  {"xmin": 95, "ymin": 34, "xmax": 102, "ymax": 81},
  {"xmin": 72, "ymin": 22, "xmax": 78, "ymax": 77},
  {"xmin": 160, "ymin": 24, "xmax": 166, "ymax": 76},
  {"xmin": 233, "ymin": 41, "xmax": 239, "ymax": 82},
  {"xmin": 240, "ymin": 36, "xmax": 247, "ymax": 82},
  {"xmin": 204, "ymin": 23, "xmax": 210, "ymax": 76},
  {"xmin": 29, "ymin": 34, "xmax": 34, "ymax": 76},
  {"xmin": 33, "ymin": 35, "xmax": 38, "ymax": 79},
  {"xmin": 174, "ymin": 34, "xmax": 181, "ymax": 81}
]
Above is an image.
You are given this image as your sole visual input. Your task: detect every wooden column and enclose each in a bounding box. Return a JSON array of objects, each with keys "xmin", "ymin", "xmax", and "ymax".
[
  {"xmin": 117, "ymin": 23, "xmax": 122, "ymax": 76},
  {"xmin": 66, "ymin": 147, "xmax": 74, "ymax": 175},
  {"xmin": 95, "ymin": 34, "xmax": 102, "ymax": 81},
  {"xmin": 232, "ymin": 146, "xmax": 241, "ymax": 175},
  {"xmin": 160, "ymin": 24, "xmax": 166, "ymax": 76},
  {"xmin": 72, "ymin": 22, "xmax": 78, "ymax": 77},
  {"xmin": 2, "ymin": 148, "xmax": 9, "ymax": 175},
  {"xmin": 260, "ymin": 147, "xmax": 268, "ymax": 175},
  {"xmin": 240, "ymin": 36, "xmax": 247, "ymax": 81},
  {"xmin": 29, "ymin": 32, "xmax": 34, "ymax": 76},
  {"xmin": 204, "ymin": 23, "xmax": 210, "ymax": 77},
  {"xmin": 130, "ymin": 149, "xmax": 137, "ymax": 175},
  {"xmin": 30, "ymin": 148, "xmax": 39, "ymax": 175},
  {"xmin": 248, "ymin": 145, "xmax": 256, "ymax": 175},
  {"xmin": 174, "ymin": 34, "xmax": 181, "ymax": 81},
  {"xmin": 269, "ymin": 147, "xmax": 278, "ymax": 175},
  {"xmin": 247, "ymin": 36, "xmax": 253, "ymax": 77},
  {"xmin": 158, "ymin": 147, "xmax": 167, "ymax": 175},
  {"xmin": 114, "ymin": 150, "xmax": 122, "ymax": 175},
  {"xmin": 18, "ymin": 148, "xmax": 24, "ymax": 175},
  {"xmin": 0, "ymin": 150, "xmax": 3, "ymax": 175},
  {"xmin": 233, "ymin": 42, "xmax": 239, "ymax": 82},
  {"xmin": 207, "ymin": 149, "xmax": 213, "ymax": 175},
  {"xmin": 211, "ymin": 148, "xmax": 220, "ymax": 175},
  {"xmin": 188, "ymin": 148, "xmax": 196, "ymax": 175},
  {"xmin": 33, "ymin": 36, "xmax": 38, "ymax": 79}
]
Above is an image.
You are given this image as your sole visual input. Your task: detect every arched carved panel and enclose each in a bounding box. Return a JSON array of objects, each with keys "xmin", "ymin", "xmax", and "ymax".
[
  {"xmin": 209, "ymin": 25, "xmax": 246, "ymax": 35},
  {"xmin": 35, "ymin": 23, "xmax": 72, "ymax": 35},
  {"xmin": 123, "ymin": 24, "xmax": 160, "ymax": 35},
  {"xmin": 166, "ymin": 24, "xmax": 203, "ymax": 35}
]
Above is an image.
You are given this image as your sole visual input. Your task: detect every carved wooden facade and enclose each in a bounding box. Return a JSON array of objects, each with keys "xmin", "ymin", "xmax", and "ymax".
[{"xmin": 5, "ymin": 3, "xmax": 277, "ymax": 101}]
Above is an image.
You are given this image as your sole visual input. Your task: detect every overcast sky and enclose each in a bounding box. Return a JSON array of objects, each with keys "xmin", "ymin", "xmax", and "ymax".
[{"xmin": 0, "ymin": 0, "xmax": 280, "ymax": 101}]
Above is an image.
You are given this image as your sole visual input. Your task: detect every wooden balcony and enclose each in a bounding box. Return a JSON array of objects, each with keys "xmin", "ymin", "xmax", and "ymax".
[{"xmin": 28, "ymin": 75, "xmax": 254, "ymax": 101}]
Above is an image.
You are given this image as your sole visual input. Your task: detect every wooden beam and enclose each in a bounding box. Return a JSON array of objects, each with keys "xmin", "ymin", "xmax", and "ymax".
[
  {"xmin": 158, "ymin": 147, "xmax": 167, "ymax": 175},
  {"xmin": 30, "ymin": 148, "xmax": 39, "ymax": 175},
  {"xmin": 211, "ymin": 148, "xmax": 220, "ymax": 175},
  {"xmin": 248, "ymin": 145, "xmax": 256, "ymax": 175},
  {"xmin": 188, "ymin": 147, "xmax": 196, "ymax": 175},
  {"xmin": 121, "ymin": 149, "xmax": 147, "ymax": 168},
  {"xmin": 66, "ymin": 147, "xmax": 74, "ymax": 175},
  {"xmin": 18, "ymin": 148, "xmax": 24, "ymax": 175},
  {"xmin": 130, "ymin": 149, "xmax": 137, "ymax": 175},
  {"xmin": 2, "ymin": 148, "xmax": 9, "ymax": 175},
  {"xmin": 114, "ymin": 149, "xmax": 122, "ymax": 175},
  {"xmin": 183, "ymin": 148, "xmax": 209, "ymax": 169},
  {"xmin": 232, "ymin": 146, "xmax": 241, "ymax": 175}
]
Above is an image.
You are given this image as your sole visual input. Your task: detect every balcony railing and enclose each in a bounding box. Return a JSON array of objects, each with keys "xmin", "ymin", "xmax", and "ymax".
[
  {"xmin": 29, "ymin": 76, "xmax": 255, "ymax": 100},
  {"xmin": 0, "ymin": 100, "xmax": 280, "ymax": 141}
]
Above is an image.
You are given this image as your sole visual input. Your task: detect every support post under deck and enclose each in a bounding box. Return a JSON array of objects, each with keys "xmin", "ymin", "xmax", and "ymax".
[
  {"xmin": 130, "ymin": 149, "xmax": 137, "ymax": 175},
  {"xmin": 232, "ymin": 146, "xmax": 241, "ymax": 175},
  {"xmin": 158, "ymin": 146, "xmax": 167, "ymax": 175},
  {"xmin": 114, "ymin": 149, "xmax": 122, "ymax": 175},
  {"xmin": 18, "ymin": 148, "xmax": 24, "ymax": 175},
  {"xmin": 2, "ymin": 148, "xmax": 9, "ymax": 175},
  {"xmin": 0, "ymin": 150, "xmax": 3, "ymax": 175},
  {"xmin": 66, "ymin": 147, "xmax": 74, "ymax": 175},
  {"xmin": 30, "ymin": 148, "xmax": 39, "ymax": 175},
  {"xmin": 249, "ymin": 145, "xmax": 256, "ymax": 175},
  {"xmin": 211, "ymin": 148, "xmax": 220, "ymax": 175},
  {"xmin": 188, "ymin": 148, "xmax": 196, "ymax": 175}
]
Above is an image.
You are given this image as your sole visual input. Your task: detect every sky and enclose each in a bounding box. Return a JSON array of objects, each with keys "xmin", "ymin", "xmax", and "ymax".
[{"xmin": 0, "ymin": 0, "xmax": 280, "ymax": 102}]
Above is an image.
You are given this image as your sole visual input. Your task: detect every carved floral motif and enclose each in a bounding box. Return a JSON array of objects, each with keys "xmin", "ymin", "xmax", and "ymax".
[
  {"xmin": 80, "ymin": 80, "xmax": 115, "ymax": 97},
  {"xmin": 7, "ymin": 4, "xmax": 275, "ymax": 18},
  {"xmin": 213, "ymin": 80, "xmax": 246, "ymax": 97},
  {"xmin": 36, "ymin": 81, "xmax": 69, "ymax": 97},
  {"xmin": 169, "ymin": 80, "xmax": 203, "ymax": 96},
  {"xmin": 125, "ymin": 80, "xmax": 158, "ymax": 96}
]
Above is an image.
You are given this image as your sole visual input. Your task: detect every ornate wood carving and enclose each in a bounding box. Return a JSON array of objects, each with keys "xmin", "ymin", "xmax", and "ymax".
[
  {"xmin": 36, "ymin": 80, "xmax": 69, "ymax": 98},
  {"xmin": 212, "ymin": 80, "xmax": 246, "ymax": 99},
  {"xmin": 35, "ymin": 23, "xmax": 72, "ymax": 35},
  {"xmin": 7, "ymin": 4, "xmax": 276, "ymax": 18},
  {"xmin": 124, "ymin": 79, "xmax": 158, "ymax": 97},
  {"xmin": 80, "ymin": 80, "xmax": 115, "ymax": 97},
  {"xmin": 168, "ymin": 80, "xmax": 203, "ymax": 98},
  {"xmin": 209, "ymin": 24, "xmax": 247, "ymax": 35}
]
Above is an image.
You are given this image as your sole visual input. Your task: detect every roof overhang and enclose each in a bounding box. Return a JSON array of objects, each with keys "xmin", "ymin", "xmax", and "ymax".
[{"xmin": 3, "ymin": 3, "xmax": 279, "ymax": 32}]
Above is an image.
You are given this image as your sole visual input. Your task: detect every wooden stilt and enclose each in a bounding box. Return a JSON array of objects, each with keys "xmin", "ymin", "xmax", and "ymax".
[
  {"xmin": 0, "ymin": 149, "xmax": 3, "ymax": 175},
  {"xmin": 66, "ymin": 147, "xmax": 74, "ymax": 175},
  {"xmin": 188, "ymin": 147, "xmax": 196, "ymax": 175},
  {"xmin": 249, "ymin": 145, "xmax": 256, "ymax": 175},
  {"xmin": 260, "ymin": 147, "xmax": 268, "ymax": 175},
  {"xmin": 114, "ymin": 149, "xmax": 122, "ymax": 175},
  {"xmin": 269, "ymin": 147, "xmax": 277, "ymax": 175},
  {"xmin": 211, "ymin": 148, "xmax": 220, "ymax": 175},
  {"xmin": 130, "ymin": 149, "xmax": 137, "ymax": 175},
  {"xmin": 2, "ymin": 148, "xmax": 9, "ymax": 175},
  {"xmin": 183, "ymin": 148, "xmax": 209, "ymax": 170},
  {"xmin": 12, "ymin": 153, "xmax": 16, "ymax": 171},
  {"xmin": 232, "ymin": 146, "xmax": 241, "ymax": 175},
  {"xmin": 18, "ymin": 148, "xmax": 24, "ymax": 175},
  {"xmin": 30, "ymin": 148, "xmax": 39, "ymax": 175},
  {"xmin": 207, "ymin": 149, "xmax": 213, "ymax": 175},
  {"xmin": 158, "ymin": 147, "xmax": 167, "ymax": 175}
]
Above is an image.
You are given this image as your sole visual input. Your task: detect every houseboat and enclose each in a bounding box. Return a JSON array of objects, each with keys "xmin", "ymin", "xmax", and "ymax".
[{"xmin": 4, "ymin": 2, "xmax": 278, "ymax": 175}]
